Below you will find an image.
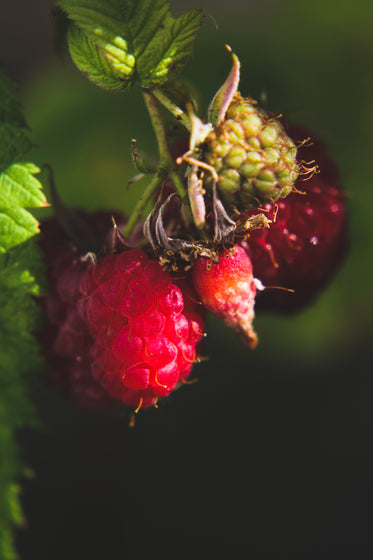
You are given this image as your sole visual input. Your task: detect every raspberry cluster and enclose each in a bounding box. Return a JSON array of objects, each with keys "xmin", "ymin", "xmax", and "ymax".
[
  {"xmin": 34, "ymin": 42, "xmax": 349, "ymax": 415},
  {"xmin": 37, "ymin": 127, "xmax": 347, "ymax": 413}
]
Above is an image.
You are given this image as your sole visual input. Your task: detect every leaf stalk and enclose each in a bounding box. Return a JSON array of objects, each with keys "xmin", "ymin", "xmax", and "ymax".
[{"xmin": 152, "ymin": 88, "xmax": 191, "ymax": 131}]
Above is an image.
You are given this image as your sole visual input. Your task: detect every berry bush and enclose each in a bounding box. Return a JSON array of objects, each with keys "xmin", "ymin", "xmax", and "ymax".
[{"xmin": 4, "ymin": 0, "xmax": 370, "ymax": 558}]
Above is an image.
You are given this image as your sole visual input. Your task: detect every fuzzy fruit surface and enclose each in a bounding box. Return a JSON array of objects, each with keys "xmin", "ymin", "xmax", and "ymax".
[
  {"xmin": 242, "ymin": 126, "xmax": 348, "ymax": 312},
  {"xmin": 202, "ymin": 94, "xmax": 298, "ymax": 212},
  {"xmin": 80, "ymin": 249, "xmax": 205, "ymax": 409},
  {"xmin": 191, "ymin": 245, "xmax": 257, "ymax": 348}
]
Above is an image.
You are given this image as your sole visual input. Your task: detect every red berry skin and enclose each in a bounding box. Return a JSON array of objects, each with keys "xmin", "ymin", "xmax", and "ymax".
[
  {"xmin": 242, "ymin": 126, "xmax": 348, "ymax": 312},
  {"xmin": 80, "ymin": 250, "xmax": 206, "ymax": 410},
  {"xmin": 191, "ymin": 245, "xmax": 257, "ymax": 349},
  {"xmin": 37, "ymin": 211, "xmax": 125, "ymax": 409}
]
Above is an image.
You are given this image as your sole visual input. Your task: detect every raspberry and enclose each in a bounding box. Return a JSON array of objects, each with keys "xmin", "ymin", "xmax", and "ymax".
[
  {"xmin": 241, "ymin": 126, "xmax": 348, "ymax": 312},
  {"xmin": 79, "ymin": 249, "xmax": 205, "ymax": 410},
  {"xmin": 178, "ymin": 49, "xmax": 302, "ymax": 230},
  {"xmin": 193, "ymin": 93, "xmax": 299, "ymax": 214},
  {"xmin": 37, "ymin": 212, "xmax": 122, "ymax": 408},
  {"xmin": 38, "ymin": 212, "xmax": 206, "ymax": 411},
  {"xmin": 191, "ymin": 245, "xmax": 257, "ymax": 348}
]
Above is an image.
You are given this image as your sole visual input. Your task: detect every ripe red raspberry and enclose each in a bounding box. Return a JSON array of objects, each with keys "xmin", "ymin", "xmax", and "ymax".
[
  {"xmin": 191, "ymin": 245, "xmax": 257, "ymax": 348},
  {"xmin": 241, "ymin": 126, "xmax": 348, "ymax": 312},
  {"xmin": 79, "ymin": 249, "xmax": 205, "ymax": 410}
]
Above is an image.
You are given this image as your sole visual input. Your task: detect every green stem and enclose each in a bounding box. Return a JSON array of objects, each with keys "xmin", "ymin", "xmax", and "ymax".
[
  {"xmin": 169, "ymin": 169, "xmax": 188, "ymax": 203},
  {"xmin": 141, "ymin": 91, "xmax": 189, "ymax": 202},
  {"xmin": 123, "ymin": 90, "xmax": 191, "ymax": 238},
  {"xmin": 123, "ymin": 170, "xmax": 166, "ymax": 238},
  {"xmin": 152, "ymin": 88, "xmax": 191, "ymax": 132},
  {"xmin": 142, "ymin": 90, "xmax": 174, "ymax": 166}
]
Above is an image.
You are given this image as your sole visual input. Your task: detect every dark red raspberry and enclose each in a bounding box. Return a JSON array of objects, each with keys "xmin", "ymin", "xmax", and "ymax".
[
  {"xmin": 241, "ymin": 126, "xmax": 348, "ymax": 312},
  {"xmin": 79, "ymin": 250, "xmax": 206, "ymax": 410},
  {"xmin": 191, "ymin": 245, "xmax": 257, "ymax": 348},
  {"xmin": 37, "ymin": 211, "xmax": 124, "ymax": 408}
]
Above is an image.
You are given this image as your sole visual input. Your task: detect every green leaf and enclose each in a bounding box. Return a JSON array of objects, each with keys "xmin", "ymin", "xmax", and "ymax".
[
  {"xmin": 0, "ymin": 72, "xmax": 47, "ymax": 560},
  {"xmin": 54, "ymin": 0, "xmax": 203, "ymax": 91},
  {"xmin": 0, "ymin": 163, "xmax": 48, "ymax": 252}
]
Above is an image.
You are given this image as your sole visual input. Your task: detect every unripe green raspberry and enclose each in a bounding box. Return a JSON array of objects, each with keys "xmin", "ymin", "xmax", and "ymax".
[{"xmin": 201, "ymin": 93, "xmax": 298, "ymax": 211}]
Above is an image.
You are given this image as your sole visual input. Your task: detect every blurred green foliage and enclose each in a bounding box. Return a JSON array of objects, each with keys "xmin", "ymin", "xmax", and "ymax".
[
  {"xmin": 0, "ymin": 73, "xmax": 46, "ymax": 559},
  {"xmin": 22, "ymin": 0, "xmax": 373, "ymax": 364}
]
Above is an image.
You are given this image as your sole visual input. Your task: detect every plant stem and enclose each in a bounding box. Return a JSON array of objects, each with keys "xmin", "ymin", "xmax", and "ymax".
[
  {"xmin": 169, "ymin": 169, "xmax": 188, "ymax": 203},
  {"xmin": 152, "ymin": 88, "xmax": 191, "ymax": 131},
  {"xmin": 142, "ymin": 90, "xmax": 190, "ymax": 204},
  {"xmin": 142, "ymin": 90, "xmax": 173, "ymax": 166},
  {"xmin": 123, "ymin": 90, "xmax": 191, "ymax": 237},
  {"xmin": 123, "ymin": 170, "xmax": 166, "ymax": 238}
]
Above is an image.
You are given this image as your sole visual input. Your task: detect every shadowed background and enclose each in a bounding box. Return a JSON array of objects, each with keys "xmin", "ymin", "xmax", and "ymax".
[{"xmin": 1, "ymin": 1, "xmax": 373, "ymax": 558}]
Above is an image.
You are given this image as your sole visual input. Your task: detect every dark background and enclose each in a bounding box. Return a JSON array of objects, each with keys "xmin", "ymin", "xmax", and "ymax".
[{"xmin": 2, "ymin": 0, "xmax": 373, "ymax": 558}]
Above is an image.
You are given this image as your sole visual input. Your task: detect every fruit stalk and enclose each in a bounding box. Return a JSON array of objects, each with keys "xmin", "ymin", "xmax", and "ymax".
[
  {"xmin": 123, "ymin": 90, "xmax": 189, "ymax": 237},
  {"xmin": 123, "ymin": 170, "xmax": 167, "ymax": 237}
]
